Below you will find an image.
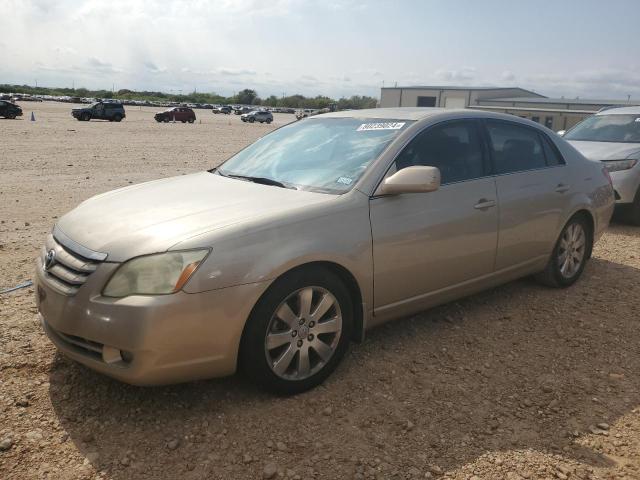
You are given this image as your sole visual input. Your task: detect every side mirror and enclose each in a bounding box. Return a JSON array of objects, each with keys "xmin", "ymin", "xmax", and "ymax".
[
  {"xmin": 376, "ymin": 165, "xmax": 441, "ymax": 195},
  {"xmin": 556, "ymin": 130, "xmax": 566, "ymax": 136}
]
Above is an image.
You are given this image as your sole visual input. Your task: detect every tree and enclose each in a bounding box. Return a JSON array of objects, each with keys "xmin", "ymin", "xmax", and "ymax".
[{"xmin": 236, "ymin": 89, "xmax": 258, "ymax": 105}]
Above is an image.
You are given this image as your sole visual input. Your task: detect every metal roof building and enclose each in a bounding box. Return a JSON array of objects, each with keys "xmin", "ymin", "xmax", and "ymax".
[{"xmin": 380, "ymin": 85, "xmax": 640, "ymax": 131}]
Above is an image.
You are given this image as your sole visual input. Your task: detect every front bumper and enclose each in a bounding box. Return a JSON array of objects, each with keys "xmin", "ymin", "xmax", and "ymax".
[
  {"xmin": 611, "ymin": 167, "xmax": 640, "ymax": 204},
  {"xmin": 35, "ymin": 259, "xmax": 269, "ymax": 385}
]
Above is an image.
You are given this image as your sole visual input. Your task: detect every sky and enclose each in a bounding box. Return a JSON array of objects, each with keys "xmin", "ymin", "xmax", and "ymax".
[{"xmin": 1, "ymin": 0, "xmax": 640, "ymax": 100}]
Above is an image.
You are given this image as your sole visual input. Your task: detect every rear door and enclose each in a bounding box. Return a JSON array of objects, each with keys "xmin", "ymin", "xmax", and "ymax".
[
  {"xmin": 484, "ymin": 120, "xmax": 570, "ymax": 270},
  {"xmin": 370, "ymin": 119, "xmax": 499, "ymax": 316}
]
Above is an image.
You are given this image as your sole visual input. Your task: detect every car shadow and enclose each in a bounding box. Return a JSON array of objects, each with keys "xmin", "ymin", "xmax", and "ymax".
[{"xmin": 49, "ymin": 256, "xmax": 640, "ymax": 478}]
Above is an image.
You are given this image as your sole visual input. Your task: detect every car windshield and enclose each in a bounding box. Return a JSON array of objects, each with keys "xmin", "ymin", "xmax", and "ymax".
[
  {"xmin": 217, "ymin": 117, "xmax": 412, "ymax": 194},
  {"xmin": 565, "ymin": 114, "xmax": 640, "ymax": 143}
]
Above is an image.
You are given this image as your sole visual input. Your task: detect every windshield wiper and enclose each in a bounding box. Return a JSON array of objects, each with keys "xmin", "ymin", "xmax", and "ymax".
[{"xmin": 216, "ymin": 170, "xmax": 293, "ymax": 189}]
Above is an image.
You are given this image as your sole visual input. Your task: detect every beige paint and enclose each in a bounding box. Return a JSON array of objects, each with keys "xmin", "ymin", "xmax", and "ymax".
[{"xmin": 36, "ymin": 108, "xmax": 615, "ymax": 386}]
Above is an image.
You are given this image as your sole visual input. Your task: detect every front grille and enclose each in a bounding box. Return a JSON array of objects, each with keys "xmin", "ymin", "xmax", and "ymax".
[{"xmin": 40, "ymin": 234, "xmax": 102, "ymax": 295}]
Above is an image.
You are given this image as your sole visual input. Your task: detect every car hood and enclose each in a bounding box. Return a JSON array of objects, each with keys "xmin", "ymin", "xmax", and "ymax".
[
  {"xmin": 568, "ymin": 140, "xmax": 640, "ymax": 161},
  {"xmin": 55, "ymin": 172, "xmax": 335, "ymax": 262}
]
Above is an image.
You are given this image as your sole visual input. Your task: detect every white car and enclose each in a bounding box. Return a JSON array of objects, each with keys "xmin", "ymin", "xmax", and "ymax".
[{"xmin": 563, "ymin": 106, "xmax": 640, "ymax": 224}]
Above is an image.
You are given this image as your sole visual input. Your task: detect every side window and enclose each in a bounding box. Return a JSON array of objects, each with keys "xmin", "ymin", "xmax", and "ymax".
[
  {"xmin": 486, "ymin": 121, "xmax": 546, "ymax": 174},
  {"xmin": 395, "ymin": 121, "xmax": 485, "ymax": 184},
  {"xmin": 540, "ymin": 134, "xmax": 565, "ymax": 166}
]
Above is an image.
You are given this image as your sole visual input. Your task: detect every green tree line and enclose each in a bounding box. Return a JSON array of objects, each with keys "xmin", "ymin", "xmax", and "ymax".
[{"xmin": 1, "ymin": 85, "xmax": 378, "ymax": 110}]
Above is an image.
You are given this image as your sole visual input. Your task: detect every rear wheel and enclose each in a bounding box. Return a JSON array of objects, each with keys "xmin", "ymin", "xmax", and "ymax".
[
  {"xmin": 266, "ymin": 118, "xmax": 272, "ymax": 124},
  {"xmin": 240, "ymin": 267, "xmax": 353, "ymax": 395},
  {"xmin": 535, "ymin": 214, "xmax": 592, "ymax": 287},
  {"xmin": 112, "ymin": 114, "xmax": 122, "ymax": 122},
  {"xmin": 188, "ymin": 117, "xmax": 195, "ymax": 123}
]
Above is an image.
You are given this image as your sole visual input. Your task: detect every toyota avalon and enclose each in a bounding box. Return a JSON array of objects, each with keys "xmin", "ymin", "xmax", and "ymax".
[{"xmin": 36, "ymin": 108, "xmax": 615, "ymax": 394}]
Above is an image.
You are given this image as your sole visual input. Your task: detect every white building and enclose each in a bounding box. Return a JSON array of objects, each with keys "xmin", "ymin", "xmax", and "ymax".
[{"xmin": 380, "ymin": 85, "xmax": 640, "ymax": 131}]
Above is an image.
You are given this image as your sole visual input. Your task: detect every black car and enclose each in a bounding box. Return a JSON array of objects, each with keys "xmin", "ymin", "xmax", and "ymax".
[
  {"xmin": 72, "ymin": 102, "xmax": 126, "ymax": 122},
  {"xmin": 0, "ymin": 100, "xmax": 23, "ymax": 119},
  {"xmin": 213, "ymin": 105, "xmax": 232, "ymax": 114}
]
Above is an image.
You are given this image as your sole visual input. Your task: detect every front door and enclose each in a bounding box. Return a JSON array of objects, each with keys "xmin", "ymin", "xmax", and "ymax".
[{"xmin": 370, "ymin": 120, "xmax": 499, "ymax": 321}]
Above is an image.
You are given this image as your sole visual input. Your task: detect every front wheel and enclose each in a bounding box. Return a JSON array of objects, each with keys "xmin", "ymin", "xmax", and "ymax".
[
  {"xmin": 240, "ymin": 267, "xmax": 353, "ymax": 395},
  {"xmin": 81, "ymin": 112, "xmax": 91, "ymax": 121},
  {"xmin": 535, "ymin": 214, "xmax": 592, "ymax": 287},
  {"xmin": 249, "ymin": 117, "xmax": 255, "ymax": 123}
]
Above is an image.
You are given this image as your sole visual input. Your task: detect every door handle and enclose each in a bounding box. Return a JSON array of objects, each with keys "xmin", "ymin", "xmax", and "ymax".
[
  {"xmin": 474, "ymin": 199, "xmax": 496, "ymax": 210},
  {"xmin": 555, "ymin": 183, "xmax": 570, "ymax": 193}
]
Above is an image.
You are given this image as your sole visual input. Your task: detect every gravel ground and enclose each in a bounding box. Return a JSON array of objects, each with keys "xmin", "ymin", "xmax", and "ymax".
[{"xmin": 1, "ymin": 102, "xmax": 640, "ymax": 480}]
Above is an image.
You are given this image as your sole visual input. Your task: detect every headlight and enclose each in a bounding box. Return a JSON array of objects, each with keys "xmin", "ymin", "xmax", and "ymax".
[
  {"xmin": 103, "ymin": 249, "xmax": 209, "ymax": 297},
  {"xmin": 603, "ymin": 159, "xmax": 638, "ymax": 172}
]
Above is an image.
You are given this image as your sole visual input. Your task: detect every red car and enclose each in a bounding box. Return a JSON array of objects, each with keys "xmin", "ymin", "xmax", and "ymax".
[{"xmin": 154, "ymin": 107, "xmax": 196, "ymax": 123}]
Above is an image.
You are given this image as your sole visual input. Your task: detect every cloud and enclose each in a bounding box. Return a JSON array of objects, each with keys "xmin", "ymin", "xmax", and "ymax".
[
  {"xmin": 501, "ymin": 70, "xmax": 516, "ymax": 82},
  {"xmin": 87, "ymin": 56, "xmax": 122, "ymax": 74},
  {"xmin": 143, "ymin": 61, "xmax": 167, "ymax": 74},
  {"xmin": 216, "ymin": 67, "xmax": 257, "ymax": 76},
  {"xmin": 435, "ymin": 67, "xmax": 477, "ymax": 83},
  {"xmin": 524, "ymin": 69, "xmax": 640, "ymax": 99}
]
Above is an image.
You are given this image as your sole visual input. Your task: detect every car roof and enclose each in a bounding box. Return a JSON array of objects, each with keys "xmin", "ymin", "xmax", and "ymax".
[
  {"xmin": 595, "ymin": 106, "xmax": 640, "ymax": 115},
  {"xmin": 319, "ymin": 107, "xmax": 452, "ymax": 120}
]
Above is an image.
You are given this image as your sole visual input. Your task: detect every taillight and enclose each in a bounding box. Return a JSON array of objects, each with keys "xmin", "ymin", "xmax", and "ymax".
[{"xmin": 602, "ymin": 166, "xmax": 613, "ymax": 186}]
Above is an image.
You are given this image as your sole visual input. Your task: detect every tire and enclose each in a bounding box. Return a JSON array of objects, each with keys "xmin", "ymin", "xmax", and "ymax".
[
  {"xmin": 7, "ymin": 114, "xmax": 16, "ymax": 119},
  {"xmin": 535, "ymin": 214, "xmax": 592, "ymax": 288},
  {"xmin": 81, "ymin": 113, "xmax": 91, "ymax": 121},
  {"xmin": 163, "ymin": 117, "xmax": 170, "ymax": 123},
  {"xmin": 112, "ymin": 114, "xmax": 122, "ymax": 122},
  {"xmin": 188, "ymin": 117, "xmax": 195, "ymax": 123},
  {"xmin": 239, "ymin": 266, "xmax": 353, "ymax": 395},
  {"xmin": 266, "ymin": 118, "xmax": 272, "ymax": 124},
  {"xmin": 181, "ymin": 120, "xmax": 186, "ymax": 123},
  {"xmin": 249, "ymin": 117, "xmax": 255, "ymax": 123}
]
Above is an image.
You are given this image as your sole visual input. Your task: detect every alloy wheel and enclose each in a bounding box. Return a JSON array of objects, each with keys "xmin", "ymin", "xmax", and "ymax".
[
  {"xmin": 264, "ymin": 286, "xmax": 342, "ymax": 381},
  {"xmin": 557, "ymin": 223, "xmax": 586, "ymax": 278}
]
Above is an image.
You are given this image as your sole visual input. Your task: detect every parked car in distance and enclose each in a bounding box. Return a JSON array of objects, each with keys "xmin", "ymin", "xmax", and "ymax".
[
  {"xmin": 241, "ymin": 110, "xmax": 273, "ymax": 124},
  {"xmin": 213, "ymin": 106, "xmax": 232, "ymax": 114},
  {"xmin": 562, "ymin": 106, "xmax": 640, "ymax": 224},
  {"xmin": 295, "ymin": 108, "xmax": 316, "ymax": 120},
  {"xmin": 72, "ymin": 102, "xmax": 126, "ymax": 122},
  {"xmin": 0, "ymin": 100, "xmax": 23, "ymax": 119},
  {"xmin": 234, "ymin": 106, "xmax": 253, "ymax": 115},
  {"xmin": 154, "ymin": 107, "xmax": 196, "ymax": 123},
  {"xmin": 36, "ymin": 108, "xmax": 614, "ymax": 394}
]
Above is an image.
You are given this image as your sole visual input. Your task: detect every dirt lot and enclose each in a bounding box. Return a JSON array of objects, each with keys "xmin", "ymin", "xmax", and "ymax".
[{"xmin": 1, "ymin": 101, "xmax": 640, "ymax": 480}]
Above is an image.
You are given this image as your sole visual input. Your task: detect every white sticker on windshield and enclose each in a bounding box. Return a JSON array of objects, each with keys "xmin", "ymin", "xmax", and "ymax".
[
  {"xmin": 635, "ymin": 118, "xmax": 640, "ymax": 122},
  {"xmin": 356, "ymin": 122, "xmax": 405, "ymax": 131},
  {"xmin": 337, "ymin": 176, "xmax": 353, "ymax": 185}
]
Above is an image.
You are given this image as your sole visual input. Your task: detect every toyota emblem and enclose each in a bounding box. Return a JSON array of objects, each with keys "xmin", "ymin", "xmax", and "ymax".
[{"xmin": 44, "ymin": 249, "xmax": 56, "ymax": 271}]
